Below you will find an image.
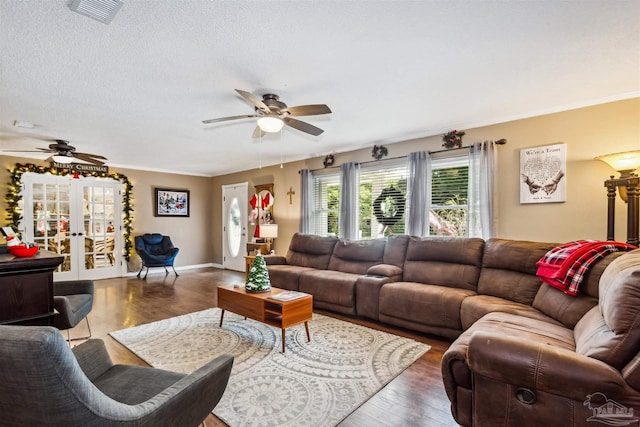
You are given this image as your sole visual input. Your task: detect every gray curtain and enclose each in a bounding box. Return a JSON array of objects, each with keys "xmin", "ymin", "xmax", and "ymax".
[
  {"xmin": 405, "ymin": 151, "xmax": 431, "ymax": 236},
  {"xmin": 468, "ymin": 140, "xmax": 498, "ymax": 239},
  {"xmin": 299, "ymin": 169, "xmax": 313, "ymax": 234},
  {"xmin": 339, "ymin": 162, "xmax": 360, "ymax": 240}
]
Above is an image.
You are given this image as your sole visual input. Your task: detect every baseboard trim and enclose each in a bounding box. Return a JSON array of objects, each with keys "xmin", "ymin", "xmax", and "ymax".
[{"xmin": 125, "ymin": 263, "xmax": 218, "ymax": 277}]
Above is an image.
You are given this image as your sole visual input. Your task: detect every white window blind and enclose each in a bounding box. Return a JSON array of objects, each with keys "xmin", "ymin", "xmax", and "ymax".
[
  {"xmin": 311, "ymin": 171, "xmax": 340, "ymax": 236},
  {"xmin": 429, "ymin": 155, "xmax": 469, "ymax": 237}
]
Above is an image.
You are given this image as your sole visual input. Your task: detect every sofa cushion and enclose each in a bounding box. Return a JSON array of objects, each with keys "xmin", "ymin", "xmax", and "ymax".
[
  {"xmin": 574, "ymin": 250, "xmax": 640, "ymax": 370},
  {"xmin": 531, "ymin": 285, "xmax": 598, "ymax": 329},
  {"xmin": 327, "ymin": 238, "xmax": 386, "ymax": 274},
  {"xmin": 298, "ymin": 270, "xmax": 360, "ymax": 315},
  {"xmin": 402, "ymin": 237, "xmax": 484, "ymax": 291},
  {"xmin": 266, "ymin": 265, "xmax": 316, "ymax": 291},
  {"xmin": 285, "ymin": 233, "xmax": 338, "ymax": 269},
  {"xmin": 460, "ymin": 294, "xmax": 561, "ymax": 330},
  {"xmin": 383, "ymin": 234, "xmax": 410, "ymax": 267},
  {"xmin": 477, "ymin": 239, "xmax": 556, "ymax": 305},
  {"xmin": 530, "ymin": 251, "xmax": 626, "ymax": 330},
  {"xmin": 379, "ymin": 282, "xmax": 476, "ymax": 332}
]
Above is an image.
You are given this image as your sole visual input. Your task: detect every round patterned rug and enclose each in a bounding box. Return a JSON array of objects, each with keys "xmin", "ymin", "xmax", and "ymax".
[{"xmin": 110, "ymin": 308, "xmax": 430, "ymax": 427}]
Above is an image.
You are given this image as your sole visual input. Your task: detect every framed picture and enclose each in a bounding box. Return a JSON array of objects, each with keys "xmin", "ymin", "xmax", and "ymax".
[
  {"xmin": 520, "ymin": 143, "xmax": 567, "ymax": 204},
  {"xmin": 155, "ymin": 188, "xmax": 190, "ymax": 217}
]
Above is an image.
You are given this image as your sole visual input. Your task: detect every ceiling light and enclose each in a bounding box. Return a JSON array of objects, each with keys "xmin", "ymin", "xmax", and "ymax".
[
  {"xmin": 68, "ymin": 0, "xmax": 124, "ymax": 25},
  {"xmin": 257, "ymin": 116, "xmax": 284, "ymax": 133},
  {"xmin": 51, "ymin": 155, "xmax": 74, "ymax": 164},
  {"xmin": 595, "ymin": 150, "xmax": 640, "ymax": 178}
]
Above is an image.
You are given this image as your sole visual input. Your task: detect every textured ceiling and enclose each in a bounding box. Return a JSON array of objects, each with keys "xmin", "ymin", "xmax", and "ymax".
[{"xmin": 1, "ymin": 0, "xmax": 639, "ymax": 176}]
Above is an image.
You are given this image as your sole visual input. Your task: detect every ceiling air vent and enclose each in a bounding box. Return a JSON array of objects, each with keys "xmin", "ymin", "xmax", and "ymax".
[{"xmin": 68, "ymin": 0, "xmax": 124, "ymax": 25}]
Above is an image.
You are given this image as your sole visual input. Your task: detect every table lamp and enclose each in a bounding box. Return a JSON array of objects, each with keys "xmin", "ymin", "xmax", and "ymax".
[{"xmin": 259, "ymin": 224, "xmax": 278, "ymax": 254}]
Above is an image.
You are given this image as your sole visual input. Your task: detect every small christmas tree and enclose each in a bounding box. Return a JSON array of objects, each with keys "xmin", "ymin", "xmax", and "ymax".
[{"xmin": 245, "ymin": 254, "xmax": 272, "ymax": 293}]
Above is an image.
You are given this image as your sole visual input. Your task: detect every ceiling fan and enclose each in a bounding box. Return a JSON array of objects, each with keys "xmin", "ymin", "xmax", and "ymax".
[
  {"xmin": 202, "ymin": 89, "xmax": 332, "ymax": 137},
  {"xmin": 3, "ymin": 139, "xmax": 107, "ymax": 165}
]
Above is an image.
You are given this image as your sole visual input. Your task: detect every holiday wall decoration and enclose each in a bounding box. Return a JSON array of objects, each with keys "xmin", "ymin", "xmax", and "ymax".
[{"xmin": 245, "ymin": 254, "xmax": 272, "ymax": 292}]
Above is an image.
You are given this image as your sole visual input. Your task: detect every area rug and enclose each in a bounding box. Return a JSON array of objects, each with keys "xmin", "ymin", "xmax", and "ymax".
[{"xmin": 109, "ymin": 308, "xmax": 430, "ymax": 427}]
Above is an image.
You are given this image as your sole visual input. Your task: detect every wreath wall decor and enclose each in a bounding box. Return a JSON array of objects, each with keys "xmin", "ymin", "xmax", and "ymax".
[
  {"xmin": 442, "ymin": 130, "xmax": 465, "ymax": 149},
  {"xmin": 371, "ymin": 145, "xmax": 388, "ymax": 161},
  {"xmin": 5, "ymin": 163, "xmax": 135, "ymax": 261},
  {"xmin": 373, "ymin": 187, "xmax": 405, "ymax": 226},
  {"xmin": 323, "ymin": 154, "xmax": 335, "ymax": 168}
]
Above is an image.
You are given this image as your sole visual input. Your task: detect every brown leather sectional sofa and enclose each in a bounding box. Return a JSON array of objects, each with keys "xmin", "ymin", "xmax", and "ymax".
[{"xmin": 266, "ymin": 233, "xmax": 640, "ymax": 427}]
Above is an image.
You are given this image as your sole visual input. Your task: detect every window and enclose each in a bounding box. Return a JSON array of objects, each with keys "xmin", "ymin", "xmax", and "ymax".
[
  {"xmin": 429, "ymin": 156, "xmax": 469, "ymax": 237},
  {"xmin": 311, "ymin": 172, "xmax": 340, "ymax": 236},
  {"xmin": 310, "ymin": 161, "xmax": 407, "ymax": 238},
  {"xmin": 309, "ymin": 154, "xmax": 471, "ymax": 239},
  {"xmin": 359, "ymin": 162, "xmax": 407, "ymax": 238}
]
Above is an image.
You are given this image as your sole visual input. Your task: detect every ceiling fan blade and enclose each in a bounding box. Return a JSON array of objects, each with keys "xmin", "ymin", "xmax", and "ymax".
[
  {"xmin": 235, "ymin": 89, "xmax": 271, "ymax": 113},
  {"xmin": 76, "ymin": 152, "xmax": 107, "ymax": 161},
  {"xmin": 202, "ymin": 114, "xmax": 258, "ymax": 124},
  {"xmin": 283, "ymin": 117, "xmax": 324, "ymax": 136},
  {"xmin": 1, "ymin": 149, "xmax": 52, "ymax": 153},
  {"xmin": 252, "ymin": 126, "xmax": 266, "ymax": 139},
  {"xmin": 74, "ymin": 153, "xmax": 106, "ymax": 165},
  {"xmin": 285, "ymin": 104, "xmax": 332, "ymax": 116}
]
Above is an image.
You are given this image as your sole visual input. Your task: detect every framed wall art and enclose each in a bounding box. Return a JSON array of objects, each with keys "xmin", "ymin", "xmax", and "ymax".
[
  {"xmin": 520, "ymin": 143, "xmax": 567, "ymax": 204},
  {"xmin": 155, "ymin": 188, "xmax": 190, "ymax": 217}
]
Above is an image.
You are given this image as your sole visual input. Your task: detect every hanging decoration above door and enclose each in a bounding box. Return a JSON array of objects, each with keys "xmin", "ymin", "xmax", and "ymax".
[{"xmin": 5, "ymin": 163, "xmax": 134, "ymax": 261}]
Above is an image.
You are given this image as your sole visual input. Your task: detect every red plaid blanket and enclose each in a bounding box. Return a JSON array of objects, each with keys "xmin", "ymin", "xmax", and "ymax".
[{"xmin": 536, "ymin": 240, "xmax": 637, "ymax": 296}]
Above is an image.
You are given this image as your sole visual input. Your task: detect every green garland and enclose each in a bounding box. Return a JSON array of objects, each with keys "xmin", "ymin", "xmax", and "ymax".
[{"xmin": 5, "ymin": 163, "xmax": 134, "ymax": 261}]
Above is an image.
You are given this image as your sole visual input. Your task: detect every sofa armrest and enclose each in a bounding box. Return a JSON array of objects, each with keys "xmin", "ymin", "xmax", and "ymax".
[
  {"xmin": 355, "ymin": 274, "xmax": 400, "ymax": 321},
  {"xmin": 467, "ymin": 331, "xmax": 628, "ymax": 401},
  {"xmin": 54, "ymin": 280, "xmax": 94, "ymax": 297},
  {"xmin": 264, "ymin": 255, "xmax": 287, "ymax": 265},
  {"xmin": 72, "ymin": 339, "xmax": 115, "ymax": 381},
  {"xmin": 366, "ymin": 264, "xmax": 403, "ymax": 278}
]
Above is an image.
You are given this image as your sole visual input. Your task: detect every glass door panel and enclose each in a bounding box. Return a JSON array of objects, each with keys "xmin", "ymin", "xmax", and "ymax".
[
  {"xmin": 79, "ymin": 181, "xmax": 120, "ymax": 279},
  {"xmin": 29, "ymin": 181, "xmax": 73, "ymax": 275},
  {"xmin": 227, "ymin": 197, "xmax": 242, "ymax": 257}
]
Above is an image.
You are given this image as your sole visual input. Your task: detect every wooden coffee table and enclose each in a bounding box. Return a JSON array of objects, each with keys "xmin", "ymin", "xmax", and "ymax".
[{"xmin": 217, "ymin": 285, "xmax": 313, "ymax": 352}]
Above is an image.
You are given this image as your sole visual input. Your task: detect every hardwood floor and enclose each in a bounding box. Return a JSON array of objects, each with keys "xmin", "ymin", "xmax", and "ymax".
[{"xmin": 80, "ymin": 268, "xmax": 459, "ymax": 426}]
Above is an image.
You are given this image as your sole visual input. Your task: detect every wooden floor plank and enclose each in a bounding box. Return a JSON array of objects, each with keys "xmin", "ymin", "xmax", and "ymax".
[{"xmin": 80, "ymin": 267, "xmax": 458, "ymax": 426}]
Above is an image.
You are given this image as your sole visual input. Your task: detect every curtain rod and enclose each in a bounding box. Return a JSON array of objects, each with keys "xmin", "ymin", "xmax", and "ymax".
[
  {"xmin": 428, "ymin": 138, "xmax": 507, "ymax": 155},
  {"xmin": 305, "ymin": 154, "xmax": 407, "ymax": 173},
  {"xmin": 302, "ymin": 138, "xmax": 507, "ymax": 174}
]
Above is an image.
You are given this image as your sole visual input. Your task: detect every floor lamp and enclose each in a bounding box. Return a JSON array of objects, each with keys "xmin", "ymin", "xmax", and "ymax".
[{"xmin": 595, "ymin": 150, "xmax": 640, "ymax": 246}]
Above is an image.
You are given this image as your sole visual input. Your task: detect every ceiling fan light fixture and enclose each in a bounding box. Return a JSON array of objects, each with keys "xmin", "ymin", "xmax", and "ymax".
[
  {"xmin": 257, "ymin": 116, "xmax": 284, "ymax": 133},
  {"xmin": 51, "ymin": 154, "xmax": 74, "ymax": 164}
]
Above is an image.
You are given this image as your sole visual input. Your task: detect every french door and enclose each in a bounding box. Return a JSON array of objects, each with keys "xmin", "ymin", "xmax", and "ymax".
[
  {"xmin": 222, "ymin": 182, "xmax": 248, "ymax": 271},
  {"xmin": 20, "ymin": 173, "xmax": 123, "ymax": 280}
]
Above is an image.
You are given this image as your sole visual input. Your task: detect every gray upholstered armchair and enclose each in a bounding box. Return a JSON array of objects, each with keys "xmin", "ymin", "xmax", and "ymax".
[
  {"xmin": 0, "ymin": 325, "xmax": 234, "ymax": 426},
  {"xmin": 53, "ymin": 279, "xmax": 94, "ymax": 342}
]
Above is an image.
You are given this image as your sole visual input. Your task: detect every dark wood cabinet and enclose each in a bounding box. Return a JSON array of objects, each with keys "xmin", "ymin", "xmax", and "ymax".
[{"xmin": 0, "ymin": 249, "xmax": 64, "ymax": 326}]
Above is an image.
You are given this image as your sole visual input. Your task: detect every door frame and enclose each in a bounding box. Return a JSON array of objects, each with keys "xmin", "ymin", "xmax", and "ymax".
[{"xmin": 19, "ymin": 172, "xmax": 124, "ymax": 280}]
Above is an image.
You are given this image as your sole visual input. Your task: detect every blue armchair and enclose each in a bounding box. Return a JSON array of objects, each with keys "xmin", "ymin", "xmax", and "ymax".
[{"xmin": 135, "ymin": 233, "xmax": 179, "ymax": 279}]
